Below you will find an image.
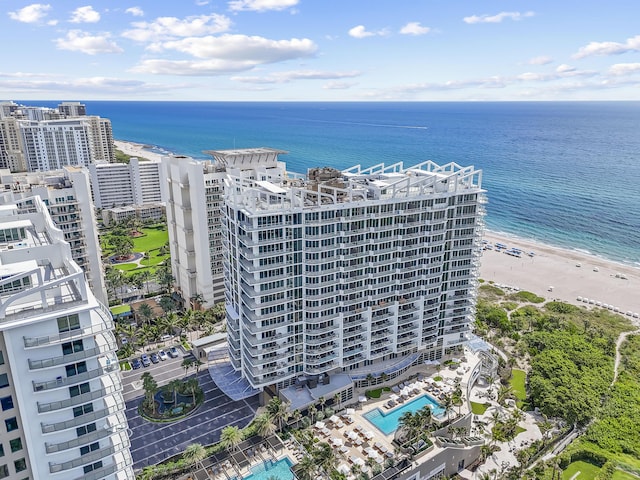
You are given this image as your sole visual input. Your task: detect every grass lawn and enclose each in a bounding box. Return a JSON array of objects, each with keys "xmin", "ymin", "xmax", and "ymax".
[
  {"xmin": 612, "ymin": 471, "xmax": 640, "ymax": 480},
  {"xmin": 119, "ymin": 360, "xmax": 131, "ymax": 371},
  {"xmin": 561, "ymin": 460, "xmax": 601, "ymax": 479},
  {"xmin": 510, "ymin": 369, "xmax": 527, "ymax": 408},
  {"xmin": 132, "ymin": 227, "xmax": 168, "ymax": 252},
  {"xmin": 113, "ymin": 262, "xmax": 139, "ymax": 271},
  {"xmin": 366, "ymin": 388, "xmax": 383, "ymax": 399},
  {"xmin": 470, "ymin": 401, "xmax": 490, "ymax": 415}
]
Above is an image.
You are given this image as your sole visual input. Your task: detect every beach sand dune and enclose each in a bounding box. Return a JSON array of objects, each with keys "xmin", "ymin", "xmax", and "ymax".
[
  {"xmin": 114, "ymin": 140, "xmax": 165, "ymax": 162},
  {"xmin": 480, "ymin": 233, "xmax": 640, "ymax": 321}
]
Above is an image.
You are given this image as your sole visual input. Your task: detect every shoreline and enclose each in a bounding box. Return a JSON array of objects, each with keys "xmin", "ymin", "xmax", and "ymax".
[{"xmin": 111, "ymin": 138, "xmax": 640, "ymax": 318}]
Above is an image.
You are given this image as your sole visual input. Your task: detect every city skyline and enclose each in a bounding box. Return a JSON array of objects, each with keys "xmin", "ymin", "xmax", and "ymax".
[{"xmin": 1, "ymin": 0, "xmax": 639, "ymax": 101}]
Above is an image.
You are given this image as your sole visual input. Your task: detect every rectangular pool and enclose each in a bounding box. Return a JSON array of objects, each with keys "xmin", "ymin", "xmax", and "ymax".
[
  {"xmin": 363, "ymin": 394, "xmax": 445, "ymax": 435},
  {"xmin": 243, "ymin": 457, "xmax": 294, "ymax": 480}
]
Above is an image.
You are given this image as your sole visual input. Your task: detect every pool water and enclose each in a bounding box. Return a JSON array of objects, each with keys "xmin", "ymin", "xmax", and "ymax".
[
  {"xmin": 243, "ymin": 457, "xmax": 294, "ymax": 480},
  {"xmin": 363, "ymin": 394, "xmax": 445, "ymax": 435}
]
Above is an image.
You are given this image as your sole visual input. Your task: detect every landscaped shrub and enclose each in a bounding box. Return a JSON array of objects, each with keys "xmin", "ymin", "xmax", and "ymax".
[{"xmin": 509, "ymin": 291, "xmax": 545, "ymax": 303}]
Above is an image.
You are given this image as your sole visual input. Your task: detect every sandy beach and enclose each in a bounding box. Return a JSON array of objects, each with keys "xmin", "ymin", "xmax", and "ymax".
[
  {"xmin": 114, "ymin": 140, "xmax": 166, "ymax": 162},
  {"xmin": 479, "ymin": 232, "xmax": 640, "ymax": 320}
]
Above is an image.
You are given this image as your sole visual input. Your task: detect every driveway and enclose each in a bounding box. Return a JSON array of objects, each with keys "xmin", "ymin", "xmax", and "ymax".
[{"xmin": 121, "ymin": 349, "xmax": 259, "ymax": 469}]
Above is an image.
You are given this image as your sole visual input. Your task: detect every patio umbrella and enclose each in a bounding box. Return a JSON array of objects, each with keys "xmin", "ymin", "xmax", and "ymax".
[
  {"xmin": 358, "ymin": 395, "xmax": 367, "ymax": 403},
  {"xmin": 363, "ymin": 430, "xmax": 374, "ymax": 440},
  {"xmin": 314, "ymin": 421, "xmax": 325, "ymax": 429},
  {"xmin": 367, "ymin": 450, "xmax": 379, "ymax": 459},
  {"xmin": 346, "ymin": 408, "xmax": 355, "ymax": 415},
  {"xmin": 389, "ymin": 394, "xmax": 399, "ymax": 401},
  {"xmin": 329, "ymin": 415, "xmax": 340, "ymax": 424},
  {"xmin": 331, "ymin": 438, "xmax": 344, "ymax": 447},
  {"xmin": 354, "ymin": 457, "xmax": 366, "ymax": 467},
  {"xmin": 347, "ymin": 430, "xmax": 359, "ymax": 441},
  {"xmin": 338, "ymin": 464, "xmax": 350, "ymax": 475}
]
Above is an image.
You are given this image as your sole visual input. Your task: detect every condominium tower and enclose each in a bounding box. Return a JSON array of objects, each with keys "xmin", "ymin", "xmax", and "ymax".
[
  {"xmin": 222, "ymin": 155, "xmax": 485, "ymax": 393},
  {"xmin": 0, "ymin": 196, "xmax": 133, "ymax": 479}
]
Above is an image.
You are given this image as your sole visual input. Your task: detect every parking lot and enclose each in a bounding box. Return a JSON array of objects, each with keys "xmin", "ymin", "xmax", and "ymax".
[{"xmin": 121, "ymin": 348, "xmax": 260, "ymax": 469}]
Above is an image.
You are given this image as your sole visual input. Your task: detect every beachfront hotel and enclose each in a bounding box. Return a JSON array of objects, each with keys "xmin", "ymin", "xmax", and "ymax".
[
  {"xmin": 0, "ymin": 195, "xmax": 133, "ymax": 479},
  {"xmin": 211, "ymin": 149, "xmax": 485, "ymax": 404}
]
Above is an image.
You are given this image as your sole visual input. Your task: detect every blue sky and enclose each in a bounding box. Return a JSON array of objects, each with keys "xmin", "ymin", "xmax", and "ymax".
[{"xmin": 1, "ymin": 0, "xmax": 639, "ymax": 101}]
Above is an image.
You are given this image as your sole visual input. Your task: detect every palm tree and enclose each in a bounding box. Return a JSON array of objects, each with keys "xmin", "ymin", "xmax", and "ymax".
[
  {"xmin": 182, "ymin": 358, "xmax": 195, "ymax": 377},
  {"xmin": 139, "ymin": 269, "xmax": 153, "ymax": 295},
  {"xmin": 190, "ymin": 292, "xmax": 205, "ymax": 310},
  {"xmin": 308, "ymin": 404, "xmax": 317, "ymax": 423},
  {"xmin": 333, "ymin": 392, "xmax": 341, "ymax": 411},
  {"xmin": 136, "ymin": 303, "xmax": 154, "ymax": 326},
  {"xmin": 266, "ymin": 397, "xmax": 290, "ymax": 432},
  {"xmin": 313, "ymin": 442, "xmax": 337, "ymax": 473},
  {"xmin": 497, "ymin": 384, "xmax": 514, "ymax": 406},
  {"xmin": 398, "ymin": 411, "xmax": 417, "ymax": 443},
  {"xmin": 416, "ymin": 406, "xmax": 432, "ymax": 432},
  {"xmin": 183, "ymin": 443, "xmax": 206, "ymax": 468},
  {"xmin": 291, "ymin": 409, "xmax": 302, "ymax": 428},
  {"xmin": 168, "ymin": 379, "xmax": 182, "ymax": 405},
  {"xmin": 160, "ymin": 312, "xmax": 180, "ymax": 337},
  {"xmin": 220, "ymin": 425, "xmax": 243, "ymax": 453},
  {"xmin": 442, "ymin": 394, "xmax": 454, "ymax": 424},
  {"xmin": 296, "ymin": 455, "xmax": 317, "ymax": 480},
  {"xmin": 254, "ymin": 412, "xmax": 278, "ymax": 438},
  {"xmin": 141, "ymin": 372, "xmax": 158, "ymax": 414},
  {"xmin": 318, "ymin": 396, "xmax": 326, "ymax": 415},
  {"xmin": 184, "ymin": 377, "xmax": 200, "ymax": 405}
]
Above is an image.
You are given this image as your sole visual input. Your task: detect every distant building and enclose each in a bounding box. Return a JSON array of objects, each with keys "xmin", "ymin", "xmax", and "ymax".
[
  {"xmin": 88, "ymin": 158, "xmax": 166, "ymax": 209},
  {"xmin": 102, "ymin": 203, "xmax": 165, "ymax": 226},
  {"xmin": 0, "ymin": 196, "xmax": 133, "ymax": 480},
  {"xmin": 0, "ymin": 167, "xmax": 107, "ymax": 305}
]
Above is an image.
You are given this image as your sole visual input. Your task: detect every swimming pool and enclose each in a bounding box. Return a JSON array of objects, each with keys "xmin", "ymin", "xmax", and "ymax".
[
  {"xmin": 363, "ymin": 394, "xmax": 445, "ymax": 435},
  {"xmin": 243, "ymin": 457, "xmax": 294, "ymax": 480}
]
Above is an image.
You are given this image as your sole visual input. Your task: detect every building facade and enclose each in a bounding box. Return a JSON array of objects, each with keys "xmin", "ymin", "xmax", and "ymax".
[
  {"xmin": 0, "ymin": 167, "xmax": 107, "ymax": 305},
  {"xmin": 88, "ymin": 158, "xmax": 166, "ymax": 210},
  {"xmin": 0, "ymin": 196, "xmax": 133, "ymax": 480},
  {"xmin": 222, "ymin": 156, "xmax": 485, "ymax": 393},
  {"xmin": 163, "ymin": 150, "xmax": 287, "ymax": 309}
]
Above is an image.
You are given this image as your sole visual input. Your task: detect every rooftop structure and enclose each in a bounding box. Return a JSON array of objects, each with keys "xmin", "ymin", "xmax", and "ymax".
[{"xmin": 0, "ymin": 195, "xmax": 133, "ymax": 479}]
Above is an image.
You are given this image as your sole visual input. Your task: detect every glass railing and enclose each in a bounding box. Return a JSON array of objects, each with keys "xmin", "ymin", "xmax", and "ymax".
[
  {"xmin": 29, "ymin": 338, "xmax": 116, "ymax": 370},
  {"xmin": 33, "ymin": 363, "xmax": 119, "ymax": 392},
  {"xmin": 37, "ymin": 382, "xmax": 121, "ymax": 413},
  {"xmin": 41, "ymin": 402, "xmax": 125, "ymax": 434}
]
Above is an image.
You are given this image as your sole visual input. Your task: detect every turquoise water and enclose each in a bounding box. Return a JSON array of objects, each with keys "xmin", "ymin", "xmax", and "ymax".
[
  {"xmin": 363, "ymin": 394, "xmax": 445, "ymax": 435},
  {"xmin": 243, "ymin": 457, "xmax": 293, "ymax": 480}
]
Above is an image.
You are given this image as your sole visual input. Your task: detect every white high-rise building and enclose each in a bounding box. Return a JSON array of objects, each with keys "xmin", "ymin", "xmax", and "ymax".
[
  {"xmin": 0, "ymin": 166, "xmax": 107, "ymax": 305},
  {"xmin": 0, "ymin": 196, "xmax": 133, "ymax": 480},
  {"xmin": 222, "ymin": 156, "xmax": 485, "ymax": 394},
  {"xmin": 89, "ymin": 158, "xmax": 166, "ymax": 209}
]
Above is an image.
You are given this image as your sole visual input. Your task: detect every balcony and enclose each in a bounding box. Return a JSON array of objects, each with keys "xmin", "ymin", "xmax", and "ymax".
[
  {"xmin": 72, "ymin": 459, "xmax": 133, "ymax": 480},
  {"xmin": 49, "ymin": 433, "xmax": 129, "ymax": 473},
  {"xmin": 33, "ymin": 363, "xmax": 119, "ymax": 392},
  {"xmin": 29, "ymin": 336, "xmax": 116, "ymax": 370},
  {"xmin": 42, "ymin": 403, "xmax": 125, "ymax": 435},
  {"xmin": 24, "ymin": 319, "xmax": 113, "ymax": 348},
  {"xmin": 45, "ymin": 423, "xmax": 115, "ymax": 452},
  {"xmin": 37, "ymin": 382, "xmax": 122, "ymax": 413},
  {"xmin": 305, "ymin": 343, "xmax": 336, "ymax": 355},
  {"xmin": 305, "ymin": 332, "xmax": 336, "ymax": 345}
]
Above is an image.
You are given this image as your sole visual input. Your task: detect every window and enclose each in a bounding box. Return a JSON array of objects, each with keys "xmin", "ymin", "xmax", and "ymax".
[
  {"xmin": 62, "ymin": 340, "xmax": 83, "ymax": 356},
  {"xmin": 14, "ymin": 458, "xmax": 26, "ymax": 473},
  {"xmin": 0, "ymin": 396, "xmax": 13, "ymax": 411},
  {"xmin": 80, "ymin": 442, "xmax": 100, "ymax": 456},
  {"xmin": 0, "ymin": 351, "xmax": 4, "ymax": 365},
  {"xmin": 0, "ymin": 444, "xmax": 3, "ymax": 457},
  {"xmin": 69, "ymin": 382, "xmax": 90, "ymax": 397},
  {"xmin": 57, "ymin": 314, "xmax": 80, "ymax": 333},
  {"xmin": 0, "ymin": 374, "xmax": 8, "ymax": 389},
  {"xmin": 9, "ymin": 438, "xmax": 21, "ymax": 453},
  {"xmin": 76, "ymin": 422, "xmax": 97, "ymax": 437},
  {"xmin": 83, "ymin": 461, "xmax": 102, "ymax": 474},
  {"xmin": 0, "ymin": 464, "xmax": 8, "ymax": 478},
  {"xmin": 65, "ymin": 361, "xmax": 87, "ymax": 377},
  {"xmin": 4, "ymin": 417, "xmax": 18, "ymax": 432},
  {"xmin": 73, "ymin": 403, "xmax": 93, "ymax": 417}
]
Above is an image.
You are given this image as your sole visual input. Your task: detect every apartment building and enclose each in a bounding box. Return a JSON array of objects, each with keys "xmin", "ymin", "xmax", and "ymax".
[
  {"xmin": 0, "ymin": 118, "xmax": 25, "ymax": 172},
  {"xmin": 221, "ymin": 156, "xmax": 485, "ymax": 395},
  {"xmin": 0, "ymin": 196, "xmax": 133, "ymax": 479},
  {"xmin": 88, "ymin": 158, "xmax": 166, "ymax": 209},
  {"xmin": 163, "ymin": 150, "xmax": 286, "ymax": 309},
  {"xmin": 0, "ymin": 167, "xmax": 107, "ymax": 305}
]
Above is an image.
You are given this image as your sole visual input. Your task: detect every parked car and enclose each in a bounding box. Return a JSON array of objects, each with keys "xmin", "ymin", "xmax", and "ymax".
[
  {"xmin": 157, "ymin": 350, "xmax": 168, "ymax": 361},
  {"xmin": 131, "ymin": 358, "xmax": 142, "ymax": 369},
  {"xmin": 140, "ymin": 354, "xmax": 151, "ymax": 367},
  {"xmin": 168, "ymin": 347, "xmax": 179, "ymax": 358},
  {"xmin": 150, "ymin": 353, "xmax": 160, "ymax": 364}
]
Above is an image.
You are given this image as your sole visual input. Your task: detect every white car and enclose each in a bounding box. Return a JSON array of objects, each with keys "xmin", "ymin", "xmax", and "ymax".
[{"xmin": 157, "ymin": 350, "xmax": 168, "ymax": 361}]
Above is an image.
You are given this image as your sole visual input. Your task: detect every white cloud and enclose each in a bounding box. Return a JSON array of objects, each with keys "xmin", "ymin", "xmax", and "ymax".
[
  {"xmin": 195, "ymin": 0, "xmax": 210, "ymax": 5},
  {"xmin": 528, "ymin": 55, "xmax": 553, "ymax": 65},
  {"xmin": 131, "ymin": 58, "xmax": 258, "ymax": 75},
  {"xmin": 156, "ymin": 34, "xmax": 316, "ymax": 61},
  {"xmin": 463, "ymin": 11, "xmax": 534, "ymax": 24},
  {"xmin": 232, "ymin": 69, "xmax": 360, "ymax": 84},
  {"xmin": 573, "ymin": 35, "xmax": 640, "ymax": 59},
  {"xmin": 125, "ymin": 7, "xmax": 144, "ymax": 17},
  {"xmin": 55, "ymin": 30, "xmax": 123, "ymax": 55},
  {"xmin": 0, "ymin": 76, "xmax": 188, "ymax": 95},
  {"xmin": 228, "ymin": 0, "xmax": 298, "ymax": 12},
  {"xmin": 348, "ymin": 25, "xmax": 388, "ymax": 39},
  {"xmin": 69, "ymin": 6, "xmax": 100, "ymax": 23},
  {"xmin": 556, "ymin": 64, "xmax": 575, "ymax": 73},
  {"xmin": 399, "ymin": 22, "xmax": 430, "ymax": 36},
  {"xmin": 8, "ymin": 3, "xmax": 52, "ymax": 23},
  {"xmin": 608, "ymin": 63, "xmax": 640, "ymax": 76},
  {"xmin": 323, "ymin": 81, "xmax": 356, "ymax": 90},
  {"xmin": 122, "ymin": 14, "xmax": 232, "ymax": 42}
]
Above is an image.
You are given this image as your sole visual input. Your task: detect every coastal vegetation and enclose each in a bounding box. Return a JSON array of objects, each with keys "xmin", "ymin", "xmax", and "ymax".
[{"xmin": 475, "ymin": 286, "xmax": 640, "ymax": 479}]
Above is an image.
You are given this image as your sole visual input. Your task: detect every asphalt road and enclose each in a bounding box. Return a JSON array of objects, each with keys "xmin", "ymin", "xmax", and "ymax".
[{"xmin": 121, "ymin": 349, "xmax": 259, "ymax": 469}]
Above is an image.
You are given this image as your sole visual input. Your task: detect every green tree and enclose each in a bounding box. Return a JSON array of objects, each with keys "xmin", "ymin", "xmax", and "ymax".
[
  {"xmin": 184, "ymin": 377, "xmax": 200, "ymax": 405},
  {"xmin": 136, "ymin": 303, "xmax": 154, "ymax": 326},
  {"xmin": 111, "ymin": 234, "xmax": 134, "ymax": 259},
  {"xmin": 220, "ymin": 425, "xmax": 243, "ymax": 452},
  {"xmin": 266, "ymin": 397, "xmax": 290, "ymax": 432},
  {"xmin": 254, "ymin": 412, "xmax": 277, "ymax": 438},
  {"xmin": 168, "ymin": 378, "xmax": 182, "ymax": 405},
  {"xmin": 182, "ymin": 443, "xmax": 206, "ymax": 468},
  {"xmin": 156, "ymin": 265, "xmax": 175, "ymax": 294},
  {"xmin": 182, "ymin": 358, "xmax": 195, "ymax": 377},
  {"xmin": 105, "ymin": 267, "xmax": 125, "ymax": 303},
  {"xmin": 296, "ymin": 455, "xmax": 317, "ymax": 480},
  {"xmin": 141, "ymin": 372, "xmax": 158, "ymax": 414}
]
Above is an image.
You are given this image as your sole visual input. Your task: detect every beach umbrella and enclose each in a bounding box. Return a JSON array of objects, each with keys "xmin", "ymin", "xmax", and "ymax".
[
  {"xmin": 363, "ymin": 430, "xmax": 374, "ymax": 440},
  {"xmin": 358, "ymin": 395, "xmax": 367, "ymax": 403},
  {"xmin": 329, "ymin": 415, "xmax": 340, "ymax": 424},
  {"xmin": 389, "ymin": 394, "xmax": 399, "ymax": 401},
  {"xmin": 338, "ymin": 464, "xmax": 350, "ymax": 475},
  {"xmin": 315, "ymin": 421, "xmax": 325, "ymax": 429},
  {"xmin": 347, "ymin": 430, "xmax": 359, "ymax": 441},
  {"xmin": 346, "ymin": 408, "xmax": 355, "ymax": 415},
  {"xmin": 367, "ymin": 450, "xmax": 379, "ymax": 459},
  {"xmin": 331, "ymin": 438, "xmax": 344, "ymax": 447},
  {"xmin": 354, "ymin": 457, "xmax": 366, "ymax": 467}
]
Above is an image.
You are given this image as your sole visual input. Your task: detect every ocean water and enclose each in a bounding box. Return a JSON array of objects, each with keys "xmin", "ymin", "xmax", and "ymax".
[{"xmin": 30, "ymin": 101, "xmax": 640, "ymax": 265}]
